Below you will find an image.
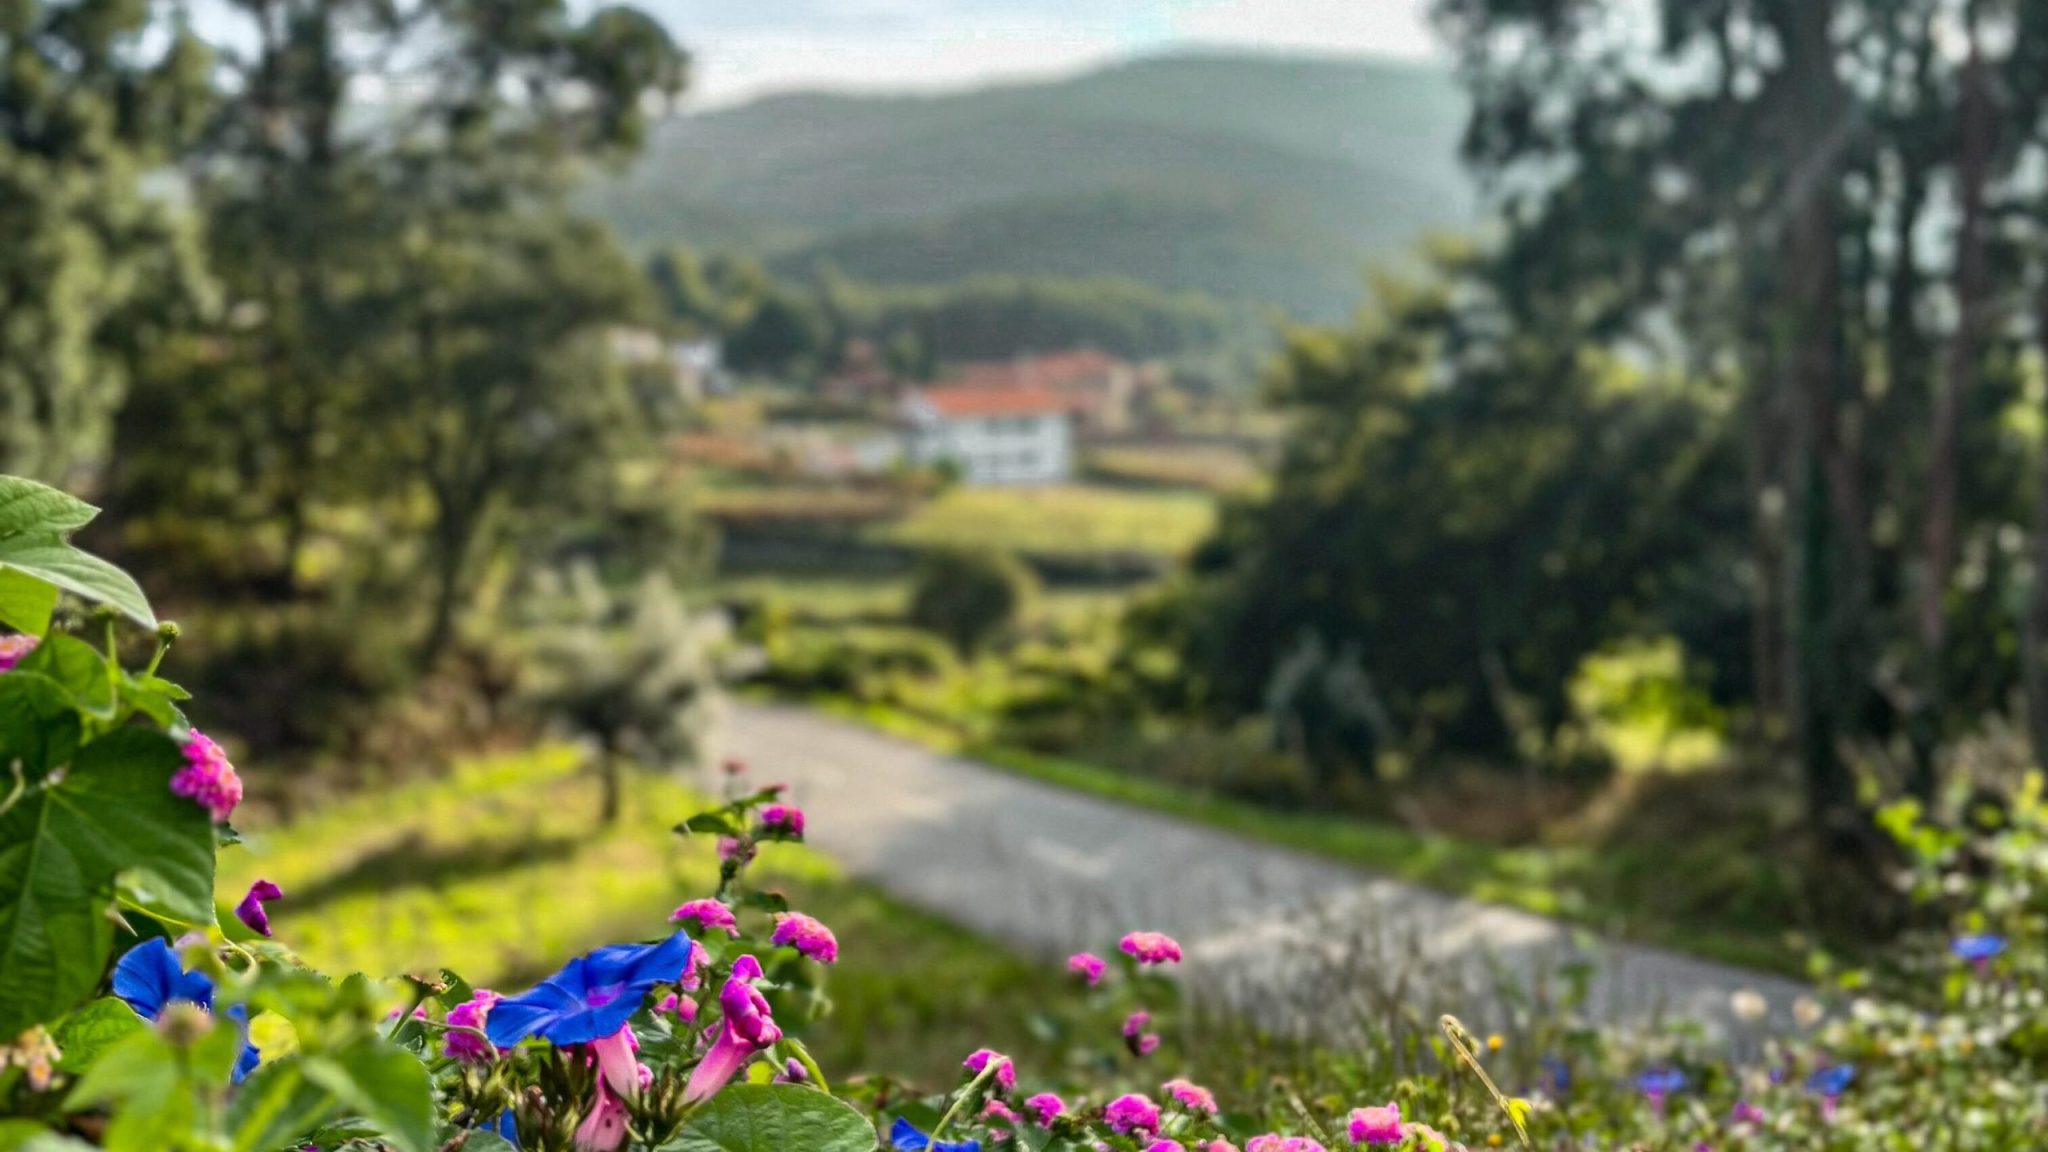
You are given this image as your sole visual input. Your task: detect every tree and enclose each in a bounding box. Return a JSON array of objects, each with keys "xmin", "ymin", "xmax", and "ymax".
[
  {"xmin": 1431, "ymin": 0, "xmax": 2048, "ymax": 838},
  {"xmin": 0, "ymin": 2, "xmax": 211, "ymax": 484},
  {"xmin": 908, "ymin": 548, "xmax": 1037, "ymax": 656},
  {"xmin": 108, "ymin": 0, "xmax": 686, "ymax": 646},
  {"xmin": 1154, "ymin": 257, "xmax": 1742, "ymax": 768},
  {"xmin": 523, "ymin": 568, "xmax": 728, "ymax": 827}
]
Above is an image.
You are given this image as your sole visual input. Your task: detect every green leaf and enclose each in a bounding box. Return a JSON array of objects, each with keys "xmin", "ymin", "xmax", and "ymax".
[
  {"xmin": 0, "ymin": 729, "xmax": 216, "ymax": 1037},
  {"xmin": 0, "ymin": 1120, "xmax": 97, "ymax": 1152},
  {"xmin": 678, "ymin": 810, "xmax": 742, "ymax": 837},
  {"xmin": 0, "ymin": 673, "xmax": 82, "ymax": 785},
  {"xmin": 662, "ymin": 1085, "xmax": 877, "ymax": 1152},
  {"xmin": 456, "ymin": 1133, "xmax": 518, "ymax": 1152},
  {"xmin": 0, "ymin": 569, "xmax": 57, "ymax": 635},
  {"xmin": 65, "ymin": 1028, "xmax": 202, "ymax": 1152},
  {"xmin": 15, "ymin": 634, "xmax": 115, "ymax": 720},
  {"xmin": 227, "ymin": 1057, "xmax": 345, "ymax": 1152},
  {"xmin": 301, "ymin": 1038, "xmax": 437, "ymax": 1152},
  {"xmin": 117, "ymin": 672, "xmax": 186, "ymax": 732},
  {"xmin": 53, "ymin": 998, "xmax": 147, "ymax": 1074},
  {"xmin": 0, "ymin": 535, "xmax": 155, "ymax": 630},
  {"xmin": 0, "ymin": 478, "xmax": 98, "ymax": 540}
]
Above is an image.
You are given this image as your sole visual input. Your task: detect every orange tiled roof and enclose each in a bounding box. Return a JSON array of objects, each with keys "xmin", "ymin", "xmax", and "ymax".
[{"xmin": 913, "ymin": 385, "xmax": 1078, "ymax": 418}]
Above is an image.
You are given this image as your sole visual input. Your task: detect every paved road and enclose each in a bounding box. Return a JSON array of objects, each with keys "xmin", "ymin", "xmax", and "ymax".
[{"xmin": 714, "ymin": 702, "xmax": 1809, "ymax": 1038}]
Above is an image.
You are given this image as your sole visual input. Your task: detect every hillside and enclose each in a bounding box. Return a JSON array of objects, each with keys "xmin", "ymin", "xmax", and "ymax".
[{"xmin": 584, "ymin": 52, "xmax": 1478, "ymax": 322}]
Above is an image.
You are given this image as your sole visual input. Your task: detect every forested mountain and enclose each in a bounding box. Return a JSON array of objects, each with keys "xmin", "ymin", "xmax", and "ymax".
[{"xmin": 584, "ymin": 52, "xmax": 1477, "ymax": 321}]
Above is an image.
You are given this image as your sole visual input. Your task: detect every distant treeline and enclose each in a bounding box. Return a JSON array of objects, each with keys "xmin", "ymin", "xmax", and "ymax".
[{"xmin": 646, "ymin": 247, "xmax": 1264, "ymax": 380}]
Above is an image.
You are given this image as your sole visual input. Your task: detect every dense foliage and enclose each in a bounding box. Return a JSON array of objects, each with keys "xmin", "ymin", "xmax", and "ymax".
[{"xmin": 1156, "ymin": 262, "xmax": 1741, "ymax": 761}]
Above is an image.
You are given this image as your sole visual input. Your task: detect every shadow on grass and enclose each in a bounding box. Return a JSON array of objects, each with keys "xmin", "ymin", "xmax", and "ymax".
[{"xmin": 286, "ymin": 832, "xmax": 585, "ymax": 914}]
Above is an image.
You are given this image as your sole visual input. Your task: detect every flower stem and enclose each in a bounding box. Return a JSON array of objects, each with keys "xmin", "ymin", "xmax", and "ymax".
[{"xmin": 929, "ymin": 1057, "xmax": 1003, "ymax": 1142}]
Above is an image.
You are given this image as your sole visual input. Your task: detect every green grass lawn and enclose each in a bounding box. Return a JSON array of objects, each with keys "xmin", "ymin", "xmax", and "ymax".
[
  {"xmin": 218, "ymin": 748, "xmax": 1082, "ymax": 1085},
  {"xmin": 868, "ymin": 486, "xmax": 1216, "ymax": 558},
  {"xmin": 809, "ymin": 697, "xmax": 1813, "ymax": 977}
]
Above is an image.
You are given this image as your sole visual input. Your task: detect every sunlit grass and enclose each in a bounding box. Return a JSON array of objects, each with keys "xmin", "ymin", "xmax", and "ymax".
[{"xmin": 871, "ymin": 485, "xmax": 1216, "ymax": 558}]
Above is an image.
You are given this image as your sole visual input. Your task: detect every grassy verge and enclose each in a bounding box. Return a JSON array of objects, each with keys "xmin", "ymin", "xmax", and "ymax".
[
  {"xmin": 220, "ymin": 748, "xmax": 1083, "ymax": 1084},
  {"xmin": 804, "ymin": 695, "xmax": 1812, "ymax": 977}
]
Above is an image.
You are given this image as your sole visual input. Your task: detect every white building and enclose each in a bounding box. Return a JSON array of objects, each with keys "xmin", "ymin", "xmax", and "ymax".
[{"xmin": 901, "ymin": 386, "xmax": 1075, "ymax": 486}]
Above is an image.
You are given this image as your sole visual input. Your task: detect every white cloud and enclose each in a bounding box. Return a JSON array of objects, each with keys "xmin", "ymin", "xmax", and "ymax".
[
  {"xmin": 688, "ymin": 27, "xmax": 1128, "ymax": 108},
  {"xmin": 1169, "ymin": 0, "xmax": 1440, "ymax": 60}
]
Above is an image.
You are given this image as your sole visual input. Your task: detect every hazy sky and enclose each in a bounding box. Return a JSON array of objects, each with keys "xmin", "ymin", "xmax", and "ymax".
[
  {"xmin": 187, "ymin": 1, "xmax": 1444, "ymax": 109},
  {"xmin": 629, "ymin": 1, "xmax": 1444, "ymax": 106}
]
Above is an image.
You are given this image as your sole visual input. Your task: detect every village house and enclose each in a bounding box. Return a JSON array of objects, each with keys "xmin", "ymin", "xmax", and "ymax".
[
  {"xmin": 941, "ymin": 349, "xmax": 1139, "ymax": 436},
  {"xmin": 901, "ymin": 385, "xmax": 1076, "ymax": 486}
]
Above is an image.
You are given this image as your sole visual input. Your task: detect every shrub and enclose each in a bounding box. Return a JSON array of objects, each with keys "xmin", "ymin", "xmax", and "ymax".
[
  {"xmin": 522, "ymin": 566, "xmax": 730, "ymax": 826},
  {"xmin": 907, "ymin": 547, "xmax": 1036, "ymax": 656}
]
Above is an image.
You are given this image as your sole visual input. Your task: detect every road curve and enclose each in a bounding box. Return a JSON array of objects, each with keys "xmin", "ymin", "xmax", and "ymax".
[{"xmin": 713, "ymin": 701, "xmax": 1809, "ymax": 1037}]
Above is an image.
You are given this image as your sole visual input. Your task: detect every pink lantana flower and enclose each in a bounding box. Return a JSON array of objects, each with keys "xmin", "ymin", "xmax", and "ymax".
[
  {"xmin": 655, "ymin": 992, "xmax": 699, "ymax": 1024},
  {"xmin": 758, "ymin": 803, "xmax": 805, "ymax": 839},
  {"xmin": 1163, "ymin": 1078, "xmax": 1217, "ymax": 1115},
  {"xmin": 1145, "ymin": 1142, "xmax": 1184, "ymax": 1152},
  {"xmin": 1201, "ymin": 1142, "xmax": 1242, "ymax": 1152},
  {"xmin": 233, "ymin": 879, "xmax": 283, "ymax": 937},
  {"xmin": 171, "ymin": 730, "xmax": 242, "ymax": 823},
  {"xmin": 1401, "ymin": 1124, "xmax": 1449, "ymax": 1152},
  {"xmin": 1067, "ymin": 952, "xmax": 1107, "ymax": 986},
  {"xmin": 1347, "ymin": 1103, "xmax": 1402, "ymax": 1145},
  {"xmin": 1124, "ymin": 1010, "xmax": 1161, "ymax": 1057},
  {"xmin": 682, "ymin": 956, "xmax": 782, "ymax": 1104},
  {"xmin": 0, "ymin": 634, "xmax": 38, "ymax": 671},
  {"xmin": 983, "ymin": 1099, "xmax": 1018, "ymax": 1124},
  {"xmin": 964, "ymin": 1047, "xmax": 1016, "ymax": 1092},
  {"xmin": 1247, "ymin": 1138, "xmax": 1326, "ymax": 1152},
  {"xmin": 1119, "ymin": 931, "xmax": 1183, "ymax": 966},
  {"xmin": 1104, "ymin": 1094, "xmax": 1161, "ymax": 1137},
  {"xmin": 770, "ymin": 912, "xmax": 839, "ymax": 964},
  {"xmin": 1024, "ymin": 1093, "xmax": 1065, "ymax": 1129},
  {"xmin": 671, "ymin": 899, "xmax": 741, "ymax": 938},
  {"xmin": 444, "ymin": 991, "xmax": 502, "ymax": 1063}
]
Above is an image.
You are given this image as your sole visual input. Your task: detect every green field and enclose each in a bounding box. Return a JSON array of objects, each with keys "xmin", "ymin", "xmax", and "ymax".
[
  {"xmin": 217, "ymin": 748, "xmax": 1080, "ymax": 1084},
  {"xmin": 868, "ymin": 485, "xmax": 1216, "ymax": 558}
]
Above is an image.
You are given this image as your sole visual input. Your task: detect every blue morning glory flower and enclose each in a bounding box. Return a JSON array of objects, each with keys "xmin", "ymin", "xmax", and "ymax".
[
  {"xmin": 1952, "ymin": 934, "xmax": 2007, "ymax": 964},
  {"xmin": 485, "ymin": 933, "xmax": 695, "ymax": 1048},
  {"xmin": 1806, "ymin": 1065, "xmax": 1855, "ymax": 1097},
  {"xmin": 491, "ymin": 1109, "xmax": 519, "ymax": 1146},
  {"xmin": 111, "ymin": 938, "xmax": 261, "ymax": 1081},
  {"xmin": 1636, "ymin": 1067, "xmax": 1688, "ymax": 1097},
  {"xmin": 889, "ymin": 1116, "xmax": 980, "ymax": 1152}
]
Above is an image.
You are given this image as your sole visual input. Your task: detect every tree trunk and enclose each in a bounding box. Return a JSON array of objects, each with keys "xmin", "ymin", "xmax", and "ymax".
[
  {"xmin": 598, "ymin": 746, "xmax": 622, "ymax": 828},
  {"xmin": 1773, "ymin": 0, "xmax": 1863, "ymax": 846},
  {"xmin": 2025, "ymin": 297, "xmax": 2048, "ymax": 767},
  {"xmin": 416, "ymin": 500, "xmax": 469, "ymax": 673},
  {"xmin": 1910, "ymin": 11, "xmax": 1995, "ymax": 799},
  {"xmin": 1741, "ymin": 318, "xmax": 1790, "ymax": 733}
]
